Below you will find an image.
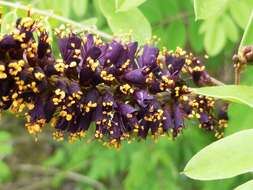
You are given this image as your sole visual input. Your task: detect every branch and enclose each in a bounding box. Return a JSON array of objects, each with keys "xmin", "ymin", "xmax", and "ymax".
[
  {"xmin": 17, "ymin": 164, "xmax": 105, "ymax": 190},
  {"xmin": 153, "ymin": 12, "xmax": 193, "ymax": 27},
  {"xmin": 0, "ymin": 1, "xmax": 113, "ymax": 40},
  {"xmin": 16, "ymin": 178, "xmax": 50, "ymax": 190},
  {"xmin": 209, "ymin": 76, "xmax": 225, "ymax": 86}
]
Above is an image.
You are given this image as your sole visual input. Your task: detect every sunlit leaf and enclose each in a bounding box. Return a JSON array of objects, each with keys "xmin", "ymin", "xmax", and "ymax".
[
  {"xmin": 1, "ymin": 10, "xmax": 17, "ymax": 34},
  {"xmin": 81, "ymin": 17, "xmax": 98, "ymax": 26},
  {"xmin": 227, "ymin": 68, "xmax": 253, "ymax": 135},
  {"xmin": 72, "ymin": 0, "xmax": 88, "ymax": 17},
  {"xmin": 106, "ymin": 8, "xmax": 151, "ymax": 43},
  {"xmin": 229, "ymin": 0, "xmax": 252, "ymax": 29},
  {"xmin": 234, "ymin": 180, "xmax": 253, "ymax": 190},
  {"xmin": 184, "ymin": 129, "xmax": 253, "ymax": 180},
  {"xmin": 193, "ymin": 0, "xmax": 228, "ymax": 20},
  {"xmin": 117, "ymin": 0, "xmax": 146, "ymax": 12},
  {"xmin": 99, "ymin": 0, "xmax": 151, "ymax": 43},
  {"xmin": 203, "ymin": 19, "xmax": 226, "ymax": 56},
  {"xmin": 98, "ymin": 0, "xmax": 115, "ymax": 17},
  {"xmin": 222, "ymin": 14, "xmax": 239, "ymax": 42},
  {"xmin": 192, "ymin": 85, "xmax": 253, "ymax": 107}
]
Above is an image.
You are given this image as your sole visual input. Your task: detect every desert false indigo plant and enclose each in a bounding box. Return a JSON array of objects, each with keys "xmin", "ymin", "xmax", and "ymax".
[{"xmin": 1, "ymin": 1, "xmax": 253, "ymax": 190}]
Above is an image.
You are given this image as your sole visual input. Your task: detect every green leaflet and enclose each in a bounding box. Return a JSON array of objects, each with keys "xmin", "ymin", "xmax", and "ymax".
[
  {"xmin": 0, "ymin": 131, "xmax": 12, "ymax": 157},
  {"xmin": 229, "ymin": 0, "xmax": 252, "ymax": 29},
  {"xmin": 166, "ymin": 20, "xmax": 186, "ymax": 50},
  {"xmin": 1, "ymin": 10, "xmax": 17, "ymax": 34},
  {"xmin": 184, "ymin": 129, "xmax": 253, "ymax": 180},
  {"xmin": 203, "ymin": 19, "xmax": 226, "ymax": 56},
  {"xmin": 0, "ymin": 161, "xmax": 11, "ymax": 183},
  {"xmin": 192, "ymin": 85, "xmax": 253, "ymax": 108},
  {"xmin": 234, "ymin": 180, "xmax": 253, "ymax": 190},
  {"xmin": 116, "ymin": 0, "xmax": 146, "ymax": 12},
  {"xmin": 72, "ymin": 0, "xmax": 88, "ymax": 17},
  {"xmin": 193, "ymin": 0, "xmax": 228, "ymax": 20},
  {"xmin": 222, "ymin": 14, "xmax": 239, "ymax": 42},
  {"xmin": 99, "ymin": 0, "xmax": 151, "ymax": 43}
]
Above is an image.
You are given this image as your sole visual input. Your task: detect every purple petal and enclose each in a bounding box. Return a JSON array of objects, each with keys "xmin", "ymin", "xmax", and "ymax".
[{"xmin": 124, "ymin": 68, "xmax": 146, "ymax": 85}]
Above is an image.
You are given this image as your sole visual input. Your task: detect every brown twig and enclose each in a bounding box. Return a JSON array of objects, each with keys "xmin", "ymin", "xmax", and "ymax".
[
  {"xmin": 17, "ymin": 164, "xmax": 105, "ymax": 190},
  {"xmin": 153, "ymin": 12, "xmax": 193, "ymax": 27},
  {"xmin": 235, "ymin": 67, "xmax": 241, "ymax": 85},
  {"xmin": 209, "ymin": 76, "xmax": 225, "ymax": 86}
]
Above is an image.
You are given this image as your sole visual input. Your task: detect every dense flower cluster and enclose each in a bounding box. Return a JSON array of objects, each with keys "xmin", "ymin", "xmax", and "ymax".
[{"xmin": 0, "ymin": 16, "xmax": 228, "ymax": 147}]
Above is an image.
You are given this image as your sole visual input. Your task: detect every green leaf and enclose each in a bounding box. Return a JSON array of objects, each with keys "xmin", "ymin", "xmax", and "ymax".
[
  {"xmin": 193, "ymin": 0, "xmax": 228, "ymax": 20},
  {"xmin": 227, "ymin": 68, "xmax": 253, "ymax": 135},
  {"xmin": 203, "ymin": 19, "xmax": 226, "ymax": 56},
  {"xmin": 1, "ymin": 10, "xmax": 17, "ymax": 34},
  {"xmin": 117, "ymin": 0, "xmax": 146, "ymax": 12},
  {"xmin": 229, "ymin": 0, "xmax": 252, "ymax": 29},
  {"xmin": 239, "ymin": 10, "xmax": 253, "ymax": 51},
  {"xmin": 227, "ymin": 103, "xmax": 253, "ymax": 135},
  {"xmin": 98, "ymin": 0, "xmax": 116, "ymax": 17},
  {"xmin": 166, "ymin": 21, "xmax": 186, "ymax": 50},
  {"xmin": 72, "ymin": 0, "xmax": 88, "ymax": 17},
  {"xmin": 108, "ymin": 9, "xmax": 151, "ymax": 43},
  {"xmin": 189, "ymin": 19, "xmax": 204, "ymax": 52},
  {"xmin": 0, "ymin": 131, "xmax": 11, "ymax": 142},
  {"xmin": 80, "ymin": 18, "xmax": 98, "ymax": 26},
  {"xmin": 99, "ymin": 0, "xmax": 151, "ymax": 43},
  {"xmin": 60, "ymin": 0, "xmax": 71, "ymax": 18},
  {"xmin": 0, "ymin": 131, "xmax": 12, "ymax": 156},
  {"xmin": 183, "ymin": 129, "xmax": 253, "ymax": 180},
  {"xmin": 192, "ymin": 85, "xmax": 253, "ymax": 107},
  {"xmin": 44, "ymin": 149, "xmax": 65, "ymax": 167},
  {"xmin": 0, "ymin": 161, "xmax": 11, "ymax": 182},
  {"xmin": 234, "ymin": 180, "xmax": 253, "ymax": 190},
  {"xmin": 222, "ymin": 14, "xmax": 239, "ymax": 42},
  {"xmin": 140, "ymin": 0, "xmax": 179, "ymax": 23}
]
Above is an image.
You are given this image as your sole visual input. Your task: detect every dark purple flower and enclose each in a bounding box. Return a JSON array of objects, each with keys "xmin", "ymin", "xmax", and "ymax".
[
  {"xmin": 172, "ymin": 103, "xmax": 184, "ymax": 136},
  {"xmin": 163, "ymin": 107, "xmax": 173, "ymax": 132},
  {"xmin": 138, "ymin": 45, "xmax": 159, "ymax": 69},
  {"xmin": 165, "ymin": 54, "xmax": 185, "ymax": 76},
  {"xmin": 134, "ymin": 90, "xmax": 154, "ymax": 108},
  {"xmin": 58, "ymin": 33, "xmax": 82, "ymax": 64},
  {"xmin": 81, "ymin": 34, "xmax": 101, "ymax": 60},
  {"xmin": 123, "ymin": 68, "xmax": 146, "ymax": 86}
]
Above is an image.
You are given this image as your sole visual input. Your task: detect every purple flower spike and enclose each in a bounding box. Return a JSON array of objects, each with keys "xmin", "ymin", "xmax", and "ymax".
[{"xmin": 0, "ymin": 16, "xmax": 228, "ymax": 146}]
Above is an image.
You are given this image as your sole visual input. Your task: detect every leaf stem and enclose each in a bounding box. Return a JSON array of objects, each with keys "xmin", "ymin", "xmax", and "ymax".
[{"xmin": 0, "ymin": 0, "xmax": 113, "ymax": 40}]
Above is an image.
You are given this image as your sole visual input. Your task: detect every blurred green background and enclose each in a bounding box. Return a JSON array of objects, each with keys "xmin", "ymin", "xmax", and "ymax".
[{"xmin": 1, "ymin": 0, "xmax": 253, "ymax": 189}]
